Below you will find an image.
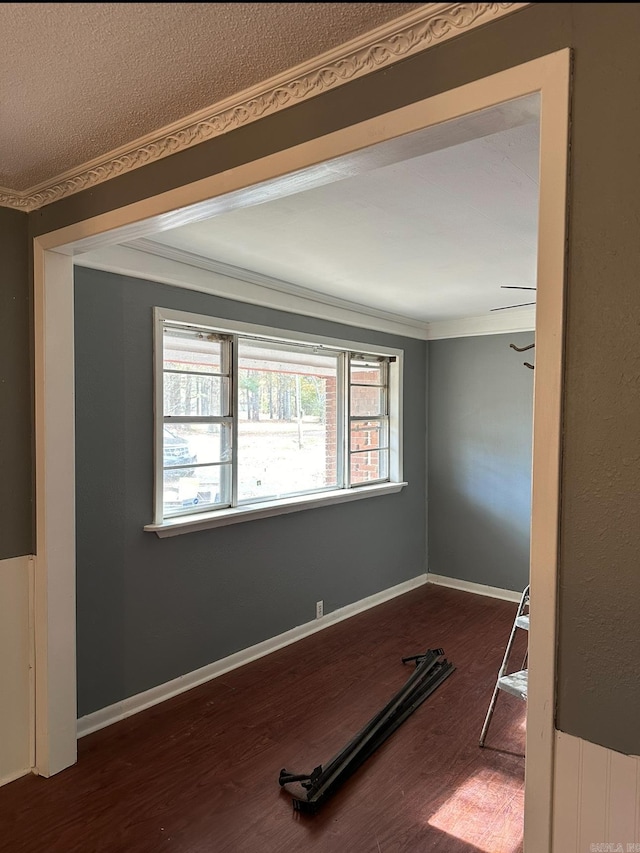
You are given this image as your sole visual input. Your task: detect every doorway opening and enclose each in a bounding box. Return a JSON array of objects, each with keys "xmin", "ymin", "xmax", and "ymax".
[{"xmin": 33, "ymin": 49, "xmax": 570, "ymax": 852}]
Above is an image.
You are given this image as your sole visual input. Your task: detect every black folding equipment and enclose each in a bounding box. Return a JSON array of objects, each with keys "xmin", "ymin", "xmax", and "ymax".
[{"xmin": 279, "ymin": 647, "xmax": 455, "ymax": 814}]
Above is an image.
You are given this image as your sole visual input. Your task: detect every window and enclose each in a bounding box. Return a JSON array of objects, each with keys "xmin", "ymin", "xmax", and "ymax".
[{"xmin": 149, "ymin": 308, "xmax": 405, "ymax": 534}]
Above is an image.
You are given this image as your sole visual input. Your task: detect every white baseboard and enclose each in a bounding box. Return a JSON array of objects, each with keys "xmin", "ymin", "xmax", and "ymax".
[
  {"xmin": 77, "ymin": 573, "xmax": 427, "ymax": 738},
  {"xmin": 426, "ymin": 573, "xmax": 522, "ymax": 602}
]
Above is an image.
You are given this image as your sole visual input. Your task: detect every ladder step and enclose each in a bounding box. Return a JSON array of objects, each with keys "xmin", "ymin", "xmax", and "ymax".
[
  {"xmin": 497, "ymin": 670, "xmax": 528, "ymax": 700},
  {"xmin": 478, "ymin": 585, "xmax": 530, "ymax": 747}
]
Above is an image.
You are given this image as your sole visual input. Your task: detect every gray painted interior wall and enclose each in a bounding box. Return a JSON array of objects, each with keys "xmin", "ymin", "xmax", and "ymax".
[
  {"xmin": 8, "ymin": 2, "xmax": 639, "ymax": 754},
  {"xmin": 428, "ymin": 334, "xmax": 534, "ymax": 593},
  {"xmin": 74, "ymin": 266, "xmax": 427, "ymax": 717},
  {"xmin": 0, "ymin": 208, "xmax": 31, "ymax": 560}
]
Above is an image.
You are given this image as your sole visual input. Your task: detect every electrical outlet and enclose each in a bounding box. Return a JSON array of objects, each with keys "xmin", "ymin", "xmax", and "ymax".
[{"xmin": 316, "ymin": 600, "xmax": 324, "ymax": 619}]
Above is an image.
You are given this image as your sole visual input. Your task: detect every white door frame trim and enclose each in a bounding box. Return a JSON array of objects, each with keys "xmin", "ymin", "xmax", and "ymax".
[{"xmin": 33, "ymin": 50, "xmax": 570, "ymax": 851}]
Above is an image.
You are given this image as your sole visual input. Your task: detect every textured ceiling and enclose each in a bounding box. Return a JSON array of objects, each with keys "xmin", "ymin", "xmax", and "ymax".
[{"xmin": 1, "ymin": 2, "xmax": 421, "ymax": 191}]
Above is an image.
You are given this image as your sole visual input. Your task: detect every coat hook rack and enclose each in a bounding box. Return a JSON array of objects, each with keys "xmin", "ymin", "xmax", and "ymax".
[{"xmin": 510, "ymin": 341, "xmax": 535, "ymax": 370}]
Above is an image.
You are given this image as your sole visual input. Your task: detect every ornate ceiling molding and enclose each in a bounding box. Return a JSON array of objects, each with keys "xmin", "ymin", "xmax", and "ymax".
[
  {"xmin": 0, "ymin": 187, "xmax": 33, "ymax": 211},
  {"xmin": 2, "ymin": 2, "xmax": 529, "ymax": 213}
]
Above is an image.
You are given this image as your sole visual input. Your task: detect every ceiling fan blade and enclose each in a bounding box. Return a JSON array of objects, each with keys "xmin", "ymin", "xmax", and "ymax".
[
  {"xmin": 500, "ymin": 286, "xmax": 537, "ymax": 290},
  {"xmin": 490, "ymin": 301, "xmax": 537, "ymax": 312}
]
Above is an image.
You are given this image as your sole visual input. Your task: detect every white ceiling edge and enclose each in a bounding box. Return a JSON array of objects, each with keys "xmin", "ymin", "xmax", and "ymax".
[
  {"xmin": 74, "ymin": 245, "xmax": 429, "ymax": 339},
  {"xmin": 74, "ymin": 244, "xmax": 535, "ymax": 342},
  {"xmin": 124, "ymin": 238, "xmax": 427, "ymax": 331},
  {"xmin": 425, "ymin": 308, "xmax": 534, "ymax": 339},
  {"xmin": 427, "ymin": 306, "xmax": 536, "ymax": 341},
  {"xmin": 0, "ymin": 2, "xmax": 529, "ymax": 212}
]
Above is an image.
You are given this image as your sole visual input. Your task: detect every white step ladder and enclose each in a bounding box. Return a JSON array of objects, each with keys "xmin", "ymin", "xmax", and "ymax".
[{"xmin": 479, "ymin": 584, "xmax": 529, "ymax": 747}]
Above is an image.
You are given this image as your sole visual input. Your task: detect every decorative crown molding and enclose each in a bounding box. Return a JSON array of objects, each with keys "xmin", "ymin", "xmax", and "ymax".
[
  {"xmin": 0, "ymin": 186, "xmax": 33, "ymax": 211},
  {"xmin": 2, "ymin": 2, "xmax": 528, "ymax": 213}
]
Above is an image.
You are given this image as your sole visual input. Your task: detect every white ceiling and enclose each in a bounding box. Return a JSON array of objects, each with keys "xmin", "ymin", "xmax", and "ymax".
[
  {"xmin": 130, "ymin": 99, "xmax": 540, "ymax": 324},
  {"xmin": 1, "ymin": 2, "xmax": 421, "ymax": 191}
]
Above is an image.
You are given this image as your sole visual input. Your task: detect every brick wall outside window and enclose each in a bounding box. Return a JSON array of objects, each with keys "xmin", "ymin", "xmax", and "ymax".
[{"xmin": 324, "ymin": 369, "xmax": 383, "ymax": 484}]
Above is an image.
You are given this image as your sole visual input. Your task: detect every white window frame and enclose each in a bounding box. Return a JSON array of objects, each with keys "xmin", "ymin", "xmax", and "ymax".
[{"xmin": 146, "ymin": 307, "xmax": 406, "ymax": 537}]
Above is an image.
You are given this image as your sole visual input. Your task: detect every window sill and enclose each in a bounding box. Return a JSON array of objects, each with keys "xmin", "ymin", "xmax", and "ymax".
[{"xmin": 144, "ymin": 481, "xmax": 408, "ymax": 538}]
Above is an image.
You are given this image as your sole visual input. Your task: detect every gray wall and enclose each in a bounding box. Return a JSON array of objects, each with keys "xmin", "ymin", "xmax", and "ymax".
[
  {"xmin": 12, "ymin": 2, "xmax": 640, "ymax": 753},
  {"xmin": 428, "ymin": 334, "xmax": 534, "ymax": 592},
  {"xmin": 0, "ymin": 208, "xmax": 31, "ymax": 559},
  {"xmin": 74, "ymin": 266, "xmax": 427, "ymax": 717}
]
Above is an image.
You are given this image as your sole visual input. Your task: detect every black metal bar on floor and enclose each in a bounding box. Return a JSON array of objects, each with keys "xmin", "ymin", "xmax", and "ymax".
[
  {"xmin": 286, "ymin": 648, "xmax": 442, "ymax": 790},
  {"xmin": 278, "ymin": 648, "xmax": 455, "ymax": 814}
]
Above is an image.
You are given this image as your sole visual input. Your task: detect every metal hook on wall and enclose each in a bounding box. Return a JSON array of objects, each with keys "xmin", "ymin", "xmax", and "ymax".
[{"xmin": 510, "ymin": 341, "xmax": 535, "ymax": 370}]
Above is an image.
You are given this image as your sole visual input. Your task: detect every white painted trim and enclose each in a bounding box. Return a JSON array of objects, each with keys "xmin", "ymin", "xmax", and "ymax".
[
  {"xmin": 155, "ymin": 306, "xmax": 411, "ymax": 356},
  {"xmin": 41, "ymin": 68, "xmax": 556, "ymax": 256},
  {"xmin": 33, "ymin": 248, "xmax": 78, "ymax": 777},
  {"xmin": 426, "ymin": 307, "xmax": 535, "ymax": 339},
  {"xmin": 0, "ymin": 2, "xmax": 529, "ymax": 212},
  {"xmin": 147, "ymin": 483, "xmax": 408, "ymax": 537},
  {"xmin": 524, "ymin": 48, "xmax": 571, "ymax": 853},
  {"xmin": 35, "ymin": 52, "xmax": 569, "ymax": 853},
  {"xmin": 77, "ymin": 573, "xmax": 427, "ymax": 738},
  {"xmin": 426, "ymin": 573, "xmax": 522, "ymax": 602}
]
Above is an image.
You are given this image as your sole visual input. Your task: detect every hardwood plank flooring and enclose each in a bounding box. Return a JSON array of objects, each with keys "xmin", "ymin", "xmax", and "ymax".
[{"xmin": 0, "ymin": 584, "xmax": 527, "ymax": 853}]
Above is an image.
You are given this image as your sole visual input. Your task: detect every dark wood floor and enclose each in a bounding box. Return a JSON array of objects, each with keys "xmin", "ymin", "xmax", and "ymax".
[{"xmin": 0, "ymin": 584, "xmax": 528, "ymax": 853}]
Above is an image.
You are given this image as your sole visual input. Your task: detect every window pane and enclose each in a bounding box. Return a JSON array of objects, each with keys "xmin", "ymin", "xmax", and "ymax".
[
  {"xmin": 237, "ymin": 339, "xmax": 339, "ymax": 501},
  {"xmin": 164, "ymin": 327, "xmax": 226, "ymax": 374},
  {"xmin": 163, "ymin": 374, "xmax": 227, "ymax": 417},
  {"xmin": 350, "ymin": 385, "xmax": 385, "ymax": 417},
  {"xmin": 163, "ymin": 423, "xmax": 231, "ymax": 467},
  {"xmin": 350, "ymin": 359, "xmax": 384, "ymax": 386},
  {"xmin": 350, "ymin": 449, "xmax": 389, "ymax": 485},
  {"xmin": 350, "ymin": 420, "xmax": 388, "ymax": 453},
  {"xmin": 163, "ymin": 464, "xmax": 230, "ymax": 515}
]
